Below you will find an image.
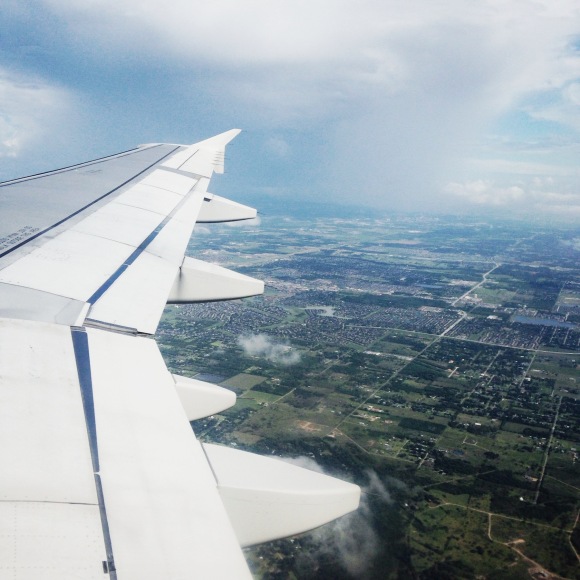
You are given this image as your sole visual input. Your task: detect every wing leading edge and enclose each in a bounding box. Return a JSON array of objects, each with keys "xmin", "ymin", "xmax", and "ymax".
[{"xmin": 0, "ymin": 130, "xmax": 360, "ymax": 579}]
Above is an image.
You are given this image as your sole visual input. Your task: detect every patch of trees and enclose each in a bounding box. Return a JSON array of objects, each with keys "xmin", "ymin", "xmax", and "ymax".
[
  {"xmin": 436, "ymin": 481, "xmax": 485, "ymax": 496},
  {"xmin": 399, "ymin": 417, "xmax": 446, "ymax": 434},
  {"xmin": 405, "ymin": 360, "xmax": 446, "ymax": 381},
  {"xmin": 291, "ymin": 389, "xmax": 320, "ymax": 410},
  {"xmin": 522, "ymin": 427, "xmax": 550, "ymax": 438},
  {"xmin": 252, "ymin": 382, "xmax": 289, "ymax": 396},
  {"xmin": 433, "ymin": 454, "xmax": 477, "ymax": 475},
  {"xmin": 483, "ymin": 451, "xmax": 499, "ymax": 460},
  {"xmin": 478, "ymin": 470, "xmax": 532, "ymax": 489},
  {"xmin": 387, "ymin": 335, "xmax": 428, "ymax": 350},
  {"xmin": 343, "ymin": 293, "xmax": 448, "ymax": 309}
]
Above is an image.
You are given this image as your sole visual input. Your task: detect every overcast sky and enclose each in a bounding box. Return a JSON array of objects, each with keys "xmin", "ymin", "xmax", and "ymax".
[{"xmin": 2, "ymin": 1, "xmax": 580, "ymax": 219}]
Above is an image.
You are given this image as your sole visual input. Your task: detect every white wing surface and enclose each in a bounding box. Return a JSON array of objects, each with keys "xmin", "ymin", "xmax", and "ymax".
[{"xmin": 0, "ymin": 131, "xmax": 360, "ymax": 579}]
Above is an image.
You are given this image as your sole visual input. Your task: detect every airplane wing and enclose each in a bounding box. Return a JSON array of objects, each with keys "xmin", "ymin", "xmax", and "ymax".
[{"xmin": 0, "ymin": 130, "xmax": 360, "ymax": 579}]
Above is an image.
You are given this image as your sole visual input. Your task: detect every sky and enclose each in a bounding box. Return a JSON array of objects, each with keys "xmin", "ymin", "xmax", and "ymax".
[{"xmin": 2, "ymin": 1, "xmax": 580, "ymax": 220}]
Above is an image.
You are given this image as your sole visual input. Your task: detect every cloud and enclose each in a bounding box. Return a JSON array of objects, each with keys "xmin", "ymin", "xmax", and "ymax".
[
  {"xmin": 192, "ymin": 224, "xmax": 211, "ymax": 235},
  {"xmin": 3, "ymin": 1, "xmax": 580, "ymax": 215},
  {"xmin": 365, "ymin": 468, "xmax": 394, "ymax": 504},
  {"xmin": 468, "ymin": 157, "xmax": 577, "ymax": 177},
  {"xmin": 444, "ymin": 174, "xmax": 580, "ymax": 218},
  {"xmin": 280, "ymin": 455, "xmax": 326, "ymax": 474},
  {"xmin": 444, "ymin": 180, "xmax": 525, "ymax": 206},
  {"xmin": 238, "ymin": 333, "xmax": 301, "ymax": 365},
  {"xmin": 34, "ymin": 2, "xmax": 580, "ymax": 124},
  {"xmin": 287, "ymin": 464, "xmax": 401, "ymax": 578},
  {"xmin": 0, "ymin": 68, "xmax": 73, "ymax": 161},
  {"xmin": 306, "ymin": 499, "xmax": 380, "ymax": 578}
]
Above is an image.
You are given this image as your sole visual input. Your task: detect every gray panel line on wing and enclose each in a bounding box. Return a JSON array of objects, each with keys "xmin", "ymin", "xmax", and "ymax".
[
  {"xmin": 71, "ymin": 326, "xmax": 118, "ymax": 579},
  {"xmin": 71, "ymin": 328, "xmax": 99, "ymax": 473},
  {"xmin": 95, "ymin": 474, "xmax": 117, "ymax": 579},
  {"xmin": 177, "ymin": 149, "xmax": 199, "ymax": 171}
]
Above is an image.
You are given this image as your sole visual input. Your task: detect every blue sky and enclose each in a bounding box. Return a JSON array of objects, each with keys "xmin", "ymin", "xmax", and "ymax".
[{"xmin": 1, "ymin": 1, "xmax": 580, "ymax": 219}]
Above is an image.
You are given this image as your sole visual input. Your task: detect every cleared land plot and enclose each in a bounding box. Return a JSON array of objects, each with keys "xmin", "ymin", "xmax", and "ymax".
[{"xmin": 221, "ymin": 373, "xmax": 267, "ymax": 390}]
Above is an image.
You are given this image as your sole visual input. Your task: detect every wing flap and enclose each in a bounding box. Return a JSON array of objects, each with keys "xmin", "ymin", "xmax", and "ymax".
[
  {"xmin": 0, "ymin": 230, "xmax": 131, "ymax": 305},
  {"xmin": 0, "ymin": 502, "xmax": 106, "ymax": 580},
  {"xmin": 113, "ymin": 183, "xmax": 182, "ymax": 215},
  {"xmin": 143, "ymin": 183, "xmax": 208, "ymax": 266},
  {"xmin": 87, "ymin": 251, "xmax": 177, "ymax": 333},
  {"xmin": 0, "ymin": 283, "xmax": 88, "ymax": 325},
  {"xmin": 0, "ymin": 318, "xmax": 107, "ymax": 578},
  {"xmin": 139, "ymin": 168, "xmax": 197, "ymax": 195},
  {"xmin": 0, "ymin": 319, "xmax": 96, "ymax": 503},
  {"xmin": 72, "ymin": 201, "xmax": 167, "ymax": 247},
  {"xmin": 86, "ymin": 329, "xmax": 251, "ymax": 578}
]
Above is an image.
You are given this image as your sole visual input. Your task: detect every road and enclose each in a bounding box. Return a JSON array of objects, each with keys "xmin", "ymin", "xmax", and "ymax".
[
  {"xmin": 452, "ymin": 261, "xmax": 501, "ymax": 307},
  {"xmin": 534, "ymin": 395, "xmax": 563, "ymax": 505}
]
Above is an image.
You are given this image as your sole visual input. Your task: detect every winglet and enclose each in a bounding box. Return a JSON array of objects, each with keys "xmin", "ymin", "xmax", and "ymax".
[
  {"xmin": 162, "ymin": 129, "xmax": 241, "ymax": 177},
  {"xmin": 191, "ymin": 129, "xmax": 241, "ymax": 149}
]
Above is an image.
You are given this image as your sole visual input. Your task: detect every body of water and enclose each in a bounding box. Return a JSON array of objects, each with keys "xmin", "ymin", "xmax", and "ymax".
[{"xmin": 513, "ymin": 315, "xmax": 575, "ymax": 329}]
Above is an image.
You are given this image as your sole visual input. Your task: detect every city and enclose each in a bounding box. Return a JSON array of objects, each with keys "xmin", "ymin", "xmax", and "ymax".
[{"xmin": 159, "ymin": 214, "xmax": 580, "ymax": 579}]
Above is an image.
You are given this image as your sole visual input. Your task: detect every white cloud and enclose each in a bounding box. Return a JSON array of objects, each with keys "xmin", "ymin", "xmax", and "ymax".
[
  {"xmin": 564, "ymin": 82, "xmax": 580, "ymax": 106},
  {"xmin": 5, "ymin": 1, "xmax": 580, "ymax": 213},
  {"xmin": 0, "ymin": 68, "xmax": 73, "ymax": 160},
  {"xmin": 445, "ymin": 180, "xmax": 526, "ymax": 205},
  {"xmin": 43, "ymin": 1, "xmax": 580, "ymax": 118},
  {"xmin": 286, "ymin": 463, "xmax": 402, "ymax": 578},
  {"xmin": 280, "ymin": 455, "xmax": 326, "ymax": 474},
  {"xmin": 307, "ymin": 499, "xmax": 380, "ymax": 578},
  {"xmin": 191, "ymin": 225, "xmax": 211, "ymax": 235},
  {"xmin": 238, "ymin": 333, "xmax": 301, "ymax": 365},
  {"xmin": 444, "ymin": 174, "xmax": 580, "ymax": 218},
  {"xmin": 365, "ymin": 468, "xmax": 393, "ymax": 504},
  {"xmin": 468, "ymin": 157, "xmax": 577, "ymax": 177}
]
